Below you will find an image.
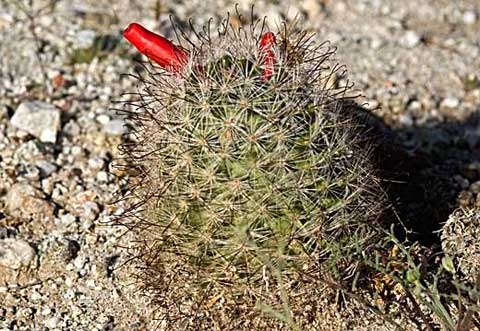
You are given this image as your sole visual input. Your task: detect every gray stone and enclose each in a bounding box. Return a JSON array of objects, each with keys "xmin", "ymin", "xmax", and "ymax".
[
  {"xmin": 103, "ymin": 119, "xmax": 126, "ymax": 136},
  {"xmin": 35, "ymin": 160, "xmax": 58, "ymax": 178},
  {"xmin": 0, "ymin": 238, "xmax": 36, "ymax": 269},
  {"xmin": 398, "ymin": 113, "xmax": 413, "ymax": 126},
  {"xmin": 75, "ymin": 29, "xmax": 97, "ymax": 49},
  {"xmin": 11, "ymin": 101, "xmax": 61, "ymax": 143},
  {"xmin": 63, "ymin": 120, "xmax": 81, "ymax": 137}
]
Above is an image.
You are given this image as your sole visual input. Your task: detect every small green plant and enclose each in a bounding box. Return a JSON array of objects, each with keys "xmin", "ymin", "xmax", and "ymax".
[
  {"xmin": 357, "ymin": 226, "xmax": 480, "ymax": 331},
  {"xmin": 116, "ymin": 10, "xmax": 389, "ymax": 330}
]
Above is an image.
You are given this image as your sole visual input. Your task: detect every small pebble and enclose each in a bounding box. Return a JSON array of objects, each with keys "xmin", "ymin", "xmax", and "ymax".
[
  {"xmin": 75, "ymin": 29, "xmax": 97, "ymax": 49},
  {"xmin": 401, "ymin": 30, "xmax": 421, "ymax": 48},
  {"xmin": 36, "ymin": 160, "xmax": 58, "ymax": 178},
  {"xmin": 407, "ymin": 100, "xmax": 422, "ymax": 112},
  {"xmin": 88, "ymin": 157, "xmax": 105, "ymax": 170},
  {"xmin": 45, "ymin": 316, "xmax": 59, "ymax": 328},
  {"xmin": 440, "ymin": 97, "xmax": 460, "ymax": 110},
  {"xmin": 71, "ymin": 146, "xmax": 84, "ymax": 156},
  {"xmin": 96, "ymin": 171, "xmax": 109, "ymax": 182},
  {"xmin": 96, "ymin": 114, "xmax": 110, "ymax": 125},
  {"xmin": 463, "ymin": 11, "xmax": 477, "ymax": 25},
  {"xmin": 103, "ymin": 119, "xmax": 127, "ymax": 136},
  {"xmin": 398, "ymin": 113, "xmax": 413, "ymax": 126},
  {"xmin": 60, "ymin": 213, "xmax": 77, "ymax": 226},
  {"xmin": 74, "ymin": 255, "xmax": 87, "ymax": 270}
]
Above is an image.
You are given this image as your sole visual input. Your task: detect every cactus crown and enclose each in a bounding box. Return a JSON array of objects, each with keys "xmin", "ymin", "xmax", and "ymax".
[{"xmin": 116, "ymin": 10, "xmax": 387, "ymax": 329}]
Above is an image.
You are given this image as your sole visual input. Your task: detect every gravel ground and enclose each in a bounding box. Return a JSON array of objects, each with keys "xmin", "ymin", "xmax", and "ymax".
[{"xmin": 0, "ymin": 0, "xmax": 479, "ymax": 330}]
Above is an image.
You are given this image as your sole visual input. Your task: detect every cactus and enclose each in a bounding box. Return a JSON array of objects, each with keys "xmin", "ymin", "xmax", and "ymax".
[{"xmin": 116, "ymin": 12, "xmax": 388, "ymax": 330}]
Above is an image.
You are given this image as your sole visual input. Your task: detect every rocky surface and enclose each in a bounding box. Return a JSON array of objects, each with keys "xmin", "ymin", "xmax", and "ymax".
[
  {"xmin": 441, "ymin": 208, "xmax": 480, "ymax": 284},
  {"xmin": 0, "ymin": 0, "xmax": 478, "ymax": 330}
]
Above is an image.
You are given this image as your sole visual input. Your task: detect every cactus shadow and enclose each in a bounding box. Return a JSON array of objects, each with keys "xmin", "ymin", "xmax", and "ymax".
[{"xmin": 353, "ymin": 105, "xmax": 480, "ymax": 246}]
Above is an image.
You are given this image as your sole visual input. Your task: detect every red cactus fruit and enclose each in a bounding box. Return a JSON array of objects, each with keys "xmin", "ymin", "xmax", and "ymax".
[
  {"xmin": 259, "ymin": 32, "xmax": 276, "ymax": 81},
  {"xmin": 123, "ymin": 23, "xmax": 188, "ymax": 72}
]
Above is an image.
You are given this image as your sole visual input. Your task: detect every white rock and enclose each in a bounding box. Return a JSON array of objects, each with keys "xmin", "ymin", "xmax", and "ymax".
[
  {"xmin": 11, "ymin": 101, "xmax": 61, "ymax": 143},
  {"xmin": 44, "ymin": 316, "xmax": 59, "ymax": 328},
  {"xmin": 96, "ymin": 114, "xmax": 110, "ymax": 125},
  {"xmin": 463, "ymin": 11, "xmax": 477, "ymax": 25},
  {"xmin": 370, "ymin": 37, "xmax": 383, "ymax": 50},
  {"xmin": 65, "ymin": 277, "xmax": 74, "ymax": 287},
  {"xmin": 401, "ymin": 30, "xmax": 421, "ymax": 48},
  {"xmin": 31, "ymin": 291, "xmax": 43, "ymax": 301},
  {"xmin": 96, "ymin": 171, "xmax": 108, "ymax": 182},
  {"xmin": 407, "ymin": 100, "xmax": 422, "ymax": 111},
  {"xmin": 88, "ymin": 157, "xmax": 105, "ymax": 170},
  {"xmin": 71, "ymin": 146, "xmax": 84, "ymax": 156},
  {"xmin": 0, "ymin": 238, "xmax": 36, "ymax": 269},
  {"xmin": 60, "ymin": 214, "xmax": 77, "ymax": 226},
  {"xmin": 0, "ymin": 10, "xmax": 13, "ymax": 29},
  {"xmin": 42, "ymin": 308, "xmax": 52, "ymax": 316},
  {"xmin": 64, "ymin": 289, "xmax": 76, "ymax": 300},
  {"xmin": 41, "ymin": 178, "xmax": 55, "ymax": 195},
  {"xmin": 441, "ymin": 97, "xmax": 460, "ymax": 109},
  {"xmin": 73, "ymin": 255, "xmax": 87, "ymax": 270},
  {"xmin": 75, "ymin": 29, "xmax": 97, "ymax": 49},
  {"xmin": 103, "ymin": 119, "xmax": 126, "ymax": 136}
]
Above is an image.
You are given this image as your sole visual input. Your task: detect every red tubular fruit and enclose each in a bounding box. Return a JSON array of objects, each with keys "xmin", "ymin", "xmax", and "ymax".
[
  {"xmin": 259, "ymin": 32, "xmax": 276, "ymax": 81},
  {"xmin": 123, "ymin": 23, "xmax": 188, "ymax": 72}
]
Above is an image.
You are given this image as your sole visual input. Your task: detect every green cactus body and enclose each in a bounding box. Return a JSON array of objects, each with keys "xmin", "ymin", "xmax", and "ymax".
[{"xmin": 118, "ymin": 14, "xmax": 387, "ymax": 330}]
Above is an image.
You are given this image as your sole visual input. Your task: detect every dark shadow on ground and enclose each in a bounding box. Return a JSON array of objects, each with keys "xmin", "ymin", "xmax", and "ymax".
[{"xmin": 354, "ymin": 106, "xmax": 480, "ymax": 246}]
